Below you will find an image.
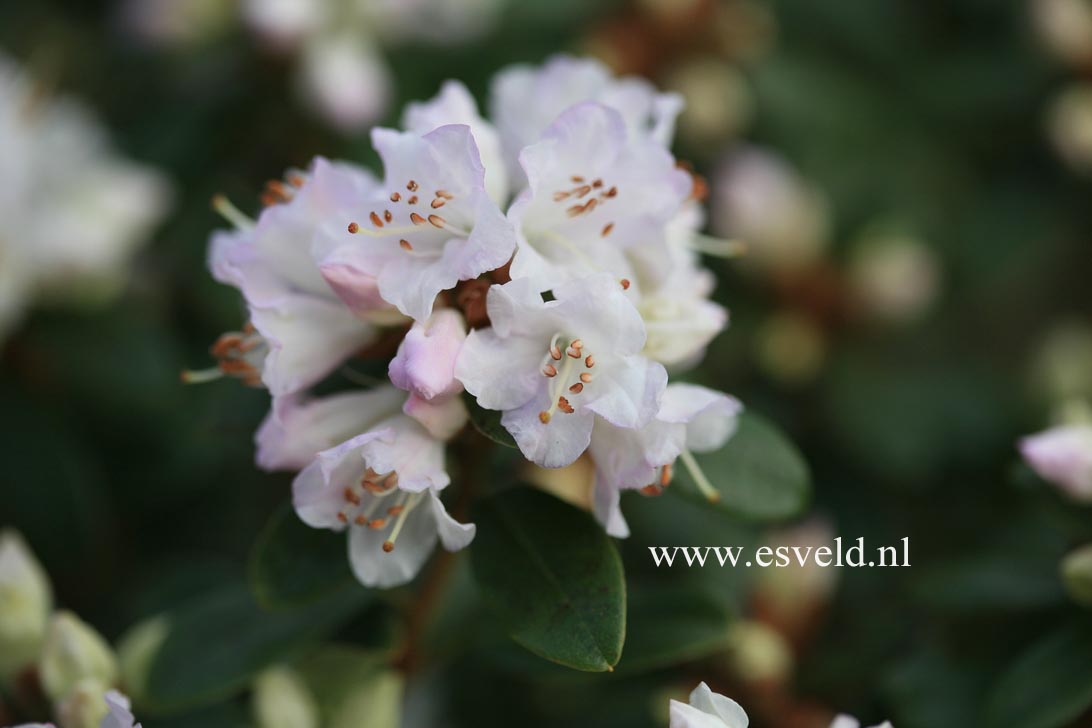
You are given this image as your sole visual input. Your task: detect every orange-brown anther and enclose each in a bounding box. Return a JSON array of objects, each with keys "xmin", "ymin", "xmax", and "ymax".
[
  {"xmin": 553, "ymin": 191, "xmax": 571, "ymax": 202},
  {"xmin": 390, "ymin": 192, "xmax": 401, "ymax": 202},
  {"xmin": 288, "ymin": 174, "xmax": 305, "ymax": 187},
  {"xmin": 580, "ymin": 372, "xmax": 592, "ymax": 383},
  {"xmin": 410, "ymin": 212, "xmax": 427, "ymax": 225},
  {"xmin": 427, "ymin": 214, "xmax": 446, "ymax": 228},
  {"xmin": 387, "ymin": 505, "xmax": 405, "ymax": 516},
  {"xmin": 407, "ymin": 180, "xmax": 419, "ymax": 191},
  {"xmin": 570, "ymin": 339, "xmax": 583, "ymax": 350},
  {"xmin": 369, "ymin": 212, "xmax": 384, "ymax": 228},
  {"xmin": 585, "ymin": 355, "xmax": 595, "ymax": 367},
  {"xmin": 567, "ymin": 347, "xmax": 581, "ymax": 358},
  {"xmin": 558, "ymin": 396, "xmax": 575, "ymax": 414},
  {"xmin": 337, "ymin": 512, "xmax": 349, "ymax": 523},
  {"xmin": 384, "ymin": 210, "xmax": 393, "ymax": 223},
  {"xmin": 344, "ymin": 487, "xmax": 361, "ymax": 505},
  {"xmin": 571, "ymin": 175, "xmax": 585, "ymax": 183},
  {"xmin": 399, "ymin": 239, "xmax": 413, "ymax": 251},
  {"xmin": 620, "ymin": 278, "xmax": 631, "ymax": 290},
  {"xmin": 348, "ymin": 222, "xmax": 360, "ymax": 234},
  {"xmin": 354, "ymin": 515, "xmax": 368, "ymax": 526},
  {"xmin": 640, "ymin": 485, "xmax": 663, "ymax": 497},
  {"xmin": 660, "ymin": 463, "xmax": 673, "ymax": 486},
  {"xmin": 592, "ymin": 178, "xmax": 603, "ymax": 188},
  {"xmin": 368, "ymin": 518, "xmax": 387, "ymax": 529},
  {"xmin": 539, "ymin": 411, "xmax": 552, "ymax": 424},
  {"xmin": 431, "ymin": 198, "xmax": 446, "ymax": 209},
  {"xmin": 408, "ymin": 195, "xmax": 418, "ymax": 204},
  {"xmin": 436, "ymin": 189, "xmax": 453, "ymax": 199},
  {"xmin": 601, "ymin": 223, "xmax": 614, "ymax": 237},
  {"xmin": 382, "ymin": 541, "xmax": 395, "ymax": 553},
  {"xmin": 575, "ymin": 185, "xmax": 592, "ymax": 197},
  {"xmin": 550, "ymin": 344, "xmax": 562, "ymax": 360},
  {"xmin": 543, "ymin": 364, "xmax": 557, "ymax": 377},
  {"xmin": 569, "ymin": 383, "xmax": 584, "ymax": 393},
  {"xmin": 605, "ymin": 186, "xmax": 618, "ymax": 198}
]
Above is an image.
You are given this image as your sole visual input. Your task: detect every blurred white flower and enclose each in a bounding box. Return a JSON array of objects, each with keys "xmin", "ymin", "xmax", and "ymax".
[
  {"xmin": 39, "ymin": 612, "xmax": 118, "ymax": 704},
  {"xmin": 663, "ymin": 58, "xmax": 754, "ymax": 146},
  {"xmin": 1032, "ymin": 0, "xmax": 1092, "ymax": 68},
  {"xmin": 0, "ymin": 54, "xmax": 171, "ymax": 342},
  {"xmin": 711, "ymin": 146, "xmax": 830, "ymax": 273},
  {"xmin": 725, "ymin": 620, "xmax": 794, "ymax": 684},
  {"xmin": 669, "ymin": 682, "xmax": 749, "ymax": 728},
  {"xmin": 297, "ymin": 32, "xmax": 392, "ymax": 133},
  {"xmin": 1047, "ymin": 83, "xmax": 1092, "ymax": 174},
  {"xmin": 0, "ymin": 530, "xmax": 52, "ymax": 677},
  {"xmin": 1061, "ymin": 542, "xmax": 1092, "ymax": 607},
  {"xmin": 253, "ymin": 666, "xmax": 320, "ymax": 728},
  {"xmin": 1019, "ymin": 423, "xmax": 1092, "ymax": 501},
  {"xmin": 830, "ymin": 716, "xmax": 893, "ymax": 728},
  {"xmin": 117, "ymin": 0, "xmax": 234, "ymax": 47}
]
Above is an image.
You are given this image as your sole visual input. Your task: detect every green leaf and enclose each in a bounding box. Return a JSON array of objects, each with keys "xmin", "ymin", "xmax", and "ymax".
[
  {"xmin": 143, "ymin": 584, "xmax": 368, "ymax": 711},
  {"xmin": 674, "ymin": 412, "xmax": 810, "ymax": 521},
  {"xmin": 470, "ymin": 488, "xmax": 626, "ymax": 672},
  {"xmin": 984, "ymin": 620, "xmax": 1092, "ymax": 728},
  {"xmin": 463, "ymin": 391, "xmax": 518, "ymax": 448},
  {"xmin": 250, "ymin": 503, "xmax": 360, "ymax": 609},
  {"xmin": 618, "ymin": 586, "xmax": 733, "ymax": 674}
]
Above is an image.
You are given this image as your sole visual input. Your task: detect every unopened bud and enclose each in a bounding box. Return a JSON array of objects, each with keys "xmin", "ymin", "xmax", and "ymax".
[
  {"xmin": 55, "ymin": 678, "xmax": 110, "ymax": 728},
  {"xmin": 39, "ymin": 612, "xmax": 118, "ymax": 703},
  {"xmin": 253, "ymin": 666, "xmax": 319, "ymax": 728},
  {"xmin": 116, "ymin": 616, "xmax": 169, "ymax": 703},
  {"xmin": 0, "ymin": 530, "xmax": 53, "ymax": 677},
  {"xmin": 1062, "ymin": 543, "xmax": 1092, "ymax": 607},
  {"xmin": 725, "ymin": 620, "xmax": 794, "ymax": 685}
]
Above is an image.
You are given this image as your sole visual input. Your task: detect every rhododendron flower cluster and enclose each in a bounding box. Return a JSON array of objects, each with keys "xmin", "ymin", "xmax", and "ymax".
[{"xmin": 198, "ymin": 55, "xmax": 741, "ymax": 588}]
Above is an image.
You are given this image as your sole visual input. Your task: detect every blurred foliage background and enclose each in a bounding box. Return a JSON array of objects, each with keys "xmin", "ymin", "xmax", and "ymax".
[{"xmin": 2, "ymin": 0, "xmax": 1092, "ymax": 726}]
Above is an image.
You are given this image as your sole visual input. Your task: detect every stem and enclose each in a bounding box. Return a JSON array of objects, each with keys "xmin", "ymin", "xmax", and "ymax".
[{"xmin": 679, "ymin": 449, "xmax": 720, "ymax": 503}]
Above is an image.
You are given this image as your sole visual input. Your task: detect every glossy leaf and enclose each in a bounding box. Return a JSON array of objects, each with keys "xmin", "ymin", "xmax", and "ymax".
[
  {"xmin": 470, "ymin": 488, "xmax": 625, "ymax": 672},
  {"xmin": 618, "ymin": 586, "xmax": 733, "ymax": 674},
  {"xmin": 463, "ymin": 391, "xmax": 518, "ymax": 448},
  {"xmin": 675, "ymin": 412, "xmax": 810, "ymax": 521}
]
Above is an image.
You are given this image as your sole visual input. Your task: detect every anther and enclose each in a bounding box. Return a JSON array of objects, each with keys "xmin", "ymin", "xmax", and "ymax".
[
  {"xmin": 575, "ymin": 185, "xmax": 592, "ymax": 197},
  {"xmin": 400, "ymin": 239, "xmax": 413, "ymax": 251},
  {"xmin": 387, "ymin": 505, "xmax": 404, "ymax": 516},
  {"xmin": 567, "ymin": 347, "xmax": 581, "ymax": 359},
  {"xmin": 407, "ymin": 180, "xmax": 419, "ymax": 191},
  {"xmin": 436, "ymin": 189, "xmax": 453, "ymax": 199},
  {"xmin": 369, "ymin": 212, "xmax": 383, "ymax": 228},
  {"xmin": 390, "ymin": 192, "xmax": 401, "ymax": 202},
  {"xmin": 427, "ymin": 214, "xmax": 446, "ymax": 228},
  {"xmin": 550, "ymin": 344, "xmax": 562, "ymax": 360},
  {"xmin": 605, "ymin": 186, "xmax": 618, "ymax": 197},
  {"xmin": 601, "ymin": 223, "xmax": 614, "ymax": 237},
  {"xmin": 580, "ymin": 372, "xmax": 592, "ymax": 383},
  {"xmin": 410, "ymin": 213, "xmax": 427, "ymax": 225},
  {"xmin": 570, "ymin": 339, "xmax": 583, "ymax": 350},
  {"xmin": 585, "ymin": 355, "xmax": 595, "ymax": 367},
  {"xmin": 553, "ymin": 191, "xmax": 571, "ymax": 202},
  {"xmin": 620, "ymin": 278, "xmax": 631, "ymax": 290},
  {"xmin": 571, "ymin": 175, "xmax": 585, "ymax": 183},
  {"xmin": 288, "ymin": 174, "xmax": 305, "ymax": 187},
  {"xmin": 592, "ymin": 178, "xmax": 603, "ymax": 188},
  {"xmin": 384, "ymin": 210, "xmax": 393, "ymax": 223},
  {"xmin": 557, "ymin": 396, "xmax": 575, "ymax": 414},
  {"xmin": 337, "ymin": 512, "xmax": 348, "ymax": 523},
  {"xmin": 368, "ymin": 518, "xmax": 387, "ymax": 529},
  {"xmin": 543, "ymin": 364, "xmax": 557, "ymax": 377},
  {"xmin": 431, "ymin": 198, "xmax": 446, "ymax": 209},
  {"xmin": 347, "ymin": 222, "xmax": 360, "ymax": 234},
  {"xmin": 344, "ymin": 487, "xmax": 361, "ymax": 505},
  {"xmin": 539, "ymin": 411, "xmax": 551, "ymax": 424},
  {"xmin": 569, "ymin": 383, "xmax": 583, "ymax": 393},
  {"xmin": 382, "ymin": 541, "xmax": 395, "ymax": 552},
  {"xmin": 408, "ymin": 196, "xmax": 418, "ymax": 204},
  {"xmin": 354, "ymin": 515, "xmax": 368, "ymax": 526},
  {"xmin": 640, "ymin": 485, "xmax": 663, "ymax": 497},
  {"xmin": 660, "ymin": 462, "xmax": 673, "ymax": 487}
]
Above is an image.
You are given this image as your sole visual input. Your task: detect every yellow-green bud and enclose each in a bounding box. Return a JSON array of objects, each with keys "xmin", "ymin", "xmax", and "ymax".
[
  {"xmin": 55, "ymin": 678, "xmax": 110, "ymax": 728},
  {"xmin": 725, "ymin": 620, "xmax": 794, "ymax": 684},
  {"xmin": 1062, "ymin": 543, "xmax": 1092, "ymax": 607},
  {"xmin": 39, "ymin": 611, "xmax": 118, "ymax": 703},
  {"xmin": 253, "ymin": 666, "xmax": 320, "ymax": 728},
  {"xmin": 0, "ymin": 530, "xmax": 53, "ymax": 677}
]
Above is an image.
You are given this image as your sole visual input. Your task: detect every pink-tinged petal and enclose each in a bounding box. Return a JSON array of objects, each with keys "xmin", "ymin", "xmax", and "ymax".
[
  {"xmin": 249, "ymin": 294, "xmax": 376, "ymax": 396},
  {"xmin": 318, "ymin": 252, "xmax": 392, "ymax": 317},
  {"xmin": 255, "ymin": 387, "xmax": 404, "ymax": 471},
  {"xmin": 483, "ymin": 276, "xmax": 550, "ymax": 339},
  {"xmin": 551, "ymin": 273, "xmax": 647, "ymax": 355},
  {"xmin": 502, "ymin": 390, "xmax": 595, "ymax": 468},
  {"xmin": 582, "ymin": 357, "xmax": 667, "ymax": 430},
  {"xmin": 1019, "ymin": 424, "xmax": 1092, "ymax": 501},
  {"xmin": 592, "ymin": 477, "xmax": 630, "ymax": 539},
  {"xmin": 389, "ymin": 309, "xmax": 467, "ymax": 400},
  {"xmin": 427, "ymin": 490, "xmax": 475, "ymax": 551},
  {"xmin": 101, "ymin": 690, "xmax": 139, "ymax": 728},
  {"xmin": 455, "ymin": 327, "xmax": 544, "ymax": 411},
  {"xmin": 292, "ymin": 433, "xmax": 374, "ymax": 530},
  {"xmin": 658, "ymin": 384, "xmax": 743, "ymax": 452},
  {"xmin": 357, "ymin": 415, "xmax": 450, "ymax": 493},
  {"xmin": 402, "ymin": 392, "xmax": 468, "ymax": 442},
  {"xmin": 347, "ymin": 496, "xmax": 437, "ymax": 588},
  {"xmin": 589, "ymin": 416, "xmax": 680, "ymax": 494}
]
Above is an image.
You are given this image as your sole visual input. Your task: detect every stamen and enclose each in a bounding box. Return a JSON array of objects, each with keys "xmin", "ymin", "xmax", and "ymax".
[
  {"xmin": 431, "ymin": 198, "xmax": 446, "ymax": 209},
  {"xmin": 571, "ymin": 175, "xmax": 585, "ymax": 183},
  {"xmin": 585, "ymin": 355, "xmax": 595, "ymax": 368},
  {"xmin": 557, "ymin": 396, "xmax": 575, "ymax": 414},
  {"xmin": 660, "ymin": 462, "xmax": 673, "ymax": 487},
  {"xmin": 347, "ymin": 222, "xmax": 360, "ymax": 233},
  {"xmin": 436, "ymin": 189, "xmax": 453, "ymax": 199},
  {"xmin": 605, "ymin": 186, "xmax": 618, "ymax": 198},
  {"xmin": 407, "ymin": 180, "xmax": 419, "ymax": 191},
  {"xmin": 567, "ymin": 347, "xmax": 581, "ymax": 359},
  {"xmin": 640, "ymin": 485, "xmax": 663, "ymax": 497},
  {"xmin": 369, "ymin": 212, "xmax": 384, "ymax": 228},
  {"xmin": 601, "ymin": 223, "xmax": 614, "ymax": 237},
  {"xmin": 408, "ymin": 196, "xmax": 418, "ymax": 204},
  {"xmin": 569, "ymin": 383, "xmax": 583, "ymax": 393},
  {"xmin": 688, "ymin": 234, "xmax": 748, "ymax": 258},
  {"xmin": 410, "ymin": 213, "xmax": 427, "ymax": 225},
  {"xmin": 553, "ymin": 191, "xmax": 571, "ymax": 202},
  {"xmin": 574, "ymin": 185, "xmax": 592, "ymax": 197},
  {"xmin": 427, "ymin": 214, "xmax": 446, "ymax": 228},
  {"xmin": 211, "ymin": 195, "xmax": 255, "ymax": 231},
  {"xmin": 384, "ymin": 210, "xmax": 393, "ymax": 223},
  {"xmin": 288, "ymin": 174, "xmax": 305, "ymax": 187},
  {"xmin": 390, "ymin": 192, "xmax": 401, "ymax": 202},
  {"xmin": 570, "ymin": 339, "xmax": 583, "ymax": 350},
  {"xmin": 383, "ymin": 493, "xmax": 422, "ymax": 552},
  {"xmin": 592, "ymin": 179, "xmax": 603, "ymax": 188},
  {"xmin": 620, "ymin": 279, "xmax": 631, "ymax": 290},
  {"xmin": 580, "ymin": 373, "xmax": 592, "ymax": 383},
  {"xmin": 344, "ymin": 487, "xmax": 361, "ymax": 505},
  {"xmin": 180, "ymin": 367, "xmax": 224, "ymax": 384},
  {"xmin": 368, "ymin": 518, "xmax": 387, "ymax": 529},
  {"xmin": 539, "ymin": 411, "xmax": 552, "ymax": 424},
  {"xmin": 337, "ymin": 512, "xmax": 348, "ymax": 523},
  {"xmin": 400, "ymin": 239, "xmax": 413, "ymax": 251},
  {"xmin": 679, "ymin": 449, "xmax": 720, "ymax": 503},
  {"xmin": 543, "ymin": 364, "xmax": 557, "ymax": 377}
]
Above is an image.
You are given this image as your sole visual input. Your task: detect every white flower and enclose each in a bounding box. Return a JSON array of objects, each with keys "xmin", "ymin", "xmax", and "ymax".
[
  {"xmin": 388, "ymin": 308, "xmax": 467, "ymax": 403},
  {"xmin": 208, "ymin": 157, "xmax": 392, "ymax": 396},
  {"xmin": 0, "ymin": 530, "xmax": 52, "ymax": 676},
  {"xmin": 297, "ymin": 31, "xmax": 392, "ymax": 132},
  {"xmin": 507, "ymin": 102, "xmax": 691, "ymax": 291},
  {"xmin": 0, "ymin": 54, "xmax": 170, "ymax": 342},
  {"xmin": 490, "ymin": 54, "xmax": 683, "ymax": 185},
  {"xmin": 830, "ymin": 716, "xmax": 893, "ymax": 728},
  {"xmin": 403, "ymin": 80, "xmax": 508, "ymax": 204},
  {"xmin": 669, "ymin": 682, "xmax": 749, "ymax": 728},
  {"xmin": 456, "ymin": 274, "xmax": 667, "ymax": 468},
  {"xmin": 1019, "ymin": 423, "xmax": 1092, "ymax": 501},
  {"xmin": 292, "ymin": 391, "xmax": 473, "ymax": 588},
  {"xmin": 590, "ymin": 384, "xmax": 741, "ymax": 537},
  {"xmin": 320, "ymin": 124, "xmax": 516, "ymax": 322}
]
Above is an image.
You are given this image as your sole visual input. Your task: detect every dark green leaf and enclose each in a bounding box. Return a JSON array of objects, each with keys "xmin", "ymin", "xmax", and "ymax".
[
  {"xmin": 144, "ymin": 584, "xmax": 368, "ymax": 711},
  {"xmin": 674, "ymin": 412, "xmax": 810, "ymax": 521},
  {"xmin": 984, "ymin": 620, "xmax": 1092, "ymax": 728},
  {"xmin": 618, "ymin": 586, "xmax": 733, "ymax": 674},
  {"xmin": 463, "ymin": 391, "xmax": 518, "ymax": 448},
  {"xmin": 249, "ymin": 503, "xmax": 359, "ymax": 609},
  {"xmin": 470, "ymin": 488, "xmax": 625, "ymax": 672}
]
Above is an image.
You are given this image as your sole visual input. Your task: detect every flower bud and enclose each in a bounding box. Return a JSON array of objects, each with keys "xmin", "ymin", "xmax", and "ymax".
[
  {"xmin": 847, "ymin": 226, "xmax": 941, "ymax": 324},
  {"xmin": 1047, "ymin": 83, "xmax": 1092, "ymax": 175},
  {"xmin": 0, "ymin": 530, "xmax": 53, "ymax": 677},
  {"xmin": 55, "ymin": 678, "xmax": 110, "ymax": 728},
  {"xmin": 1019, "ymin": 423, "xmax": 1092, "ymax": 502},
  {"xmin": 725, "ymin": 620, "xmax": 794, "ymax": 685},
  {"xmin": 253, "ymin": 666, "xmax": 320, "ymax": 728},
  {"xmin": 1061, "ymin": 543, "xmax": 1092, "ymax": 607},
  {"xmin": 39, "ymin": 612, "xmax": 118, "ymax": 703},
  {"xmin": 389, "ymin": 309, "xmax": 467, "ymax": 402},
  {"xmin": 116, "ymin": 616, "xmax": 169, "ymax": 703}
]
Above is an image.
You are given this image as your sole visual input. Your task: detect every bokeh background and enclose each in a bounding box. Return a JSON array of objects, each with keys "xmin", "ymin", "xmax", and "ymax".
[{"xmin": 3, "ymin": 0, "xmax": 1092, "ymax": 726}]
